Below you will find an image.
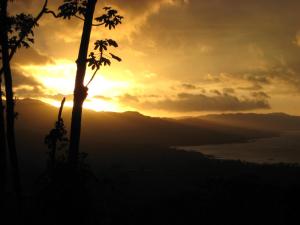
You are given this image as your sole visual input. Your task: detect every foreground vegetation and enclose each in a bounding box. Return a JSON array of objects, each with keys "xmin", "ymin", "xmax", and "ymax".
[{"xmin": 3, "ymin": 144, "xmax": 300, "ymax": 225}]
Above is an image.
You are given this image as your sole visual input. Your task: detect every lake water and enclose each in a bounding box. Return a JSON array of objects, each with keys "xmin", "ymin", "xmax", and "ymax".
[{"xmin": 178, "ymin": 131, "xmax": 300, "ymax": 164}]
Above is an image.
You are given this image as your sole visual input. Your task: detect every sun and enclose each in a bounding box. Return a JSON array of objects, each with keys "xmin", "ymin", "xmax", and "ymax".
[{"xmin": 20, "ymin": 60, "xmax": 132, "ymax": 112}]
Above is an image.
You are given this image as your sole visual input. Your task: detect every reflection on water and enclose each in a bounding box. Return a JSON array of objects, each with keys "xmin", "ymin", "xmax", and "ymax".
[{"xmin": 178, "ymin": 131, "xmax": 300, "ymax": 164}]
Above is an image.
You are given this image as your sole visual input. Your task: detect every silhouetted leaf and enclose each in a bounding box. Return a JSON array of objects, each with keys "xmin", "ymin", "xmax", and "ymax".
[
  {"xmin": 107, "ymin": 39, "xmax": 118, "ymax": 47},
  {"xmin": 109, "ymin": 53, "xmax": 121, "ymax": 62},
  {"xmin": 101, "ymin": 57, "xmax": 111, "ymax": 66},
  {"xmin": 58, "ymin": 0, "xmax": 87, "ymax": 19},
  {"xmin": 95, "ymin": 6, "xmax": 123, "ymax": 29}
]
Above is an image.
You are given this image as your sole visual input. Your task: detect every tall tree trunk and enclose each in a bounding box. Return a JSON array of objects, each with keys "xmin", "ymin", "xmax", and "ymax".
[
  {"xmin": 0, "ymin": 0, "xmax": 22, "ymax": 207},
  {"xmin": 0, "ymin": 0, "xmax": 8, "ymax": 210},
  {"xmin": 0, "ymin": 80, "xmax": 6, "ymax": 203},
  {"xmin": 68, "ymin": 0, "xmax": 97, "ymax": 167}
]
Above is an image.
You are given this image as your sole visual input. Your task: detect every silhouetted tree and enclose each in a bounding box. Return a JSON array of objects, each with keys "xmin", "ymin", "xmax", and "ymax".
[
  {"xmin": 45, "ymin": 97, "xmax": 68, "ymax": 172},
  {"xmin": 0, "ymin": 0, "xmax": 50, "ymax": 210},
  {"xmin": 0, "ymin": 0, "xmax": 22, "ymax": 208},
  {"xmin": 0, "ymin": 0, "xmax": 48, "ymax": 75},
  {"xmin": 0, "ymin": 29, "xmax": 6, "ymax": 209},
  {"xmin": 51, "ymin": 0, "xmax": 123, "ymax": 167},
  {"xmin": 39, "ymin": 96, "xmax": 98, "ymax": 225},
  {"xmin": 0, "ymin": 1, "xmax": 7, "ymax": 203}
]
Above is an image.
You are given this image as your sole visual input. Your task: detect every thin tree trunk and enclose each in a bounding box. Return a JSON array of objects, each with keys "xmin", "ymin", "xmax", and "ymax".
[
  {"xmin": 0, "ymin": 2, "xmax": 7, "ymax": 202},
  {"xmin": 0, "ymin": 81, "xmax": 6, "ymax": 203},
  {"xmin": 68, "ymin": 0, "xmax": 97, "ymax": 167},
  {"xmin": 0, "ymin": 0, "xmax": 8, "ymax": 210},
  {"xmin": 50, "ymin": 97, "xmax": 66, "ymax": 169},
  {"xmin": 0, "ymin": 0, "xmax": 22, "ymax": 207}
]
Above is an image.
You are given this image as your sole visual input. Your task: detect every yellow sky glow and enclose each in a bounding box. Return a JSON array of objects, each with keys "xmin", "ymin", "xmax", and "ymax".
[
  {"xmin": 9, "ymin": 0, "xmax": 300, "ymax": 116},
  {"xmin": 20, "ymin": 60, "xmax": 132, "ymax": 112}
]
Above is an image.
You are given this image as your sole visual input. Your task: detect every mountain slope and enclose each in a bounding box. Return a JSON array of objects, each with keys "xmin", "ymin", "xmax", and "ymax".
[
  {"xmin": 193, "ymin": 113, "xmax": 300, "ymax": 131},
  {"xmin": 15, "ymin": 99, "xmax": 263, "ymax": 150}
]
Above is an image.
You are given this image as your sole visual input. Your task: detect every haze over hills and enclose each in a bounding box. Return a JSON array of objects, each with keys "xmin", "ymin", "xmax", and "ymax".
[
  {"xmin": 14, "ymin": 98, "xmax": 283, "ymax": 151},
  {"xmin": 11, "ymin": 98, "xmax": 299, "ymax": 169},
  {"xmin": 196, "ymin": 113, "xmax": 300, "ymax": 131},
  {"xmin": 14, "ymin": 98, "xmax": 300, "ymax": 149}
]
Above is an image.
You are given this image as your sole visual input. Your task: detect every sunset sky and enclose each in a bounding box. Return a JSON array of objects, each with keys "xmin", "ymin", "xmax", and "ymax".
[{"xmin": 8, "ymin": 0, "xmax": 300, "ymax": 116}]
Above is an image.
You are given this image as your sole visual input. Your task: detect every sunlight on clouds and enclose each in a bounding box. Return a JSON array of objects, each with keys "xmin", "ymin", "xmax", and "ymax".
[
  {"xmin": 21, "ymin": 60, "xmax": 76, "ymax": 94},
  {"xmin": 20, "ymin": 60, "xmax": 133, "ymax": 111},
  {"xmin": 42, "ymin": 97, "xmax": 121, "ymax": 112},
  {"xmin": 87, "ymin": 75, "xmax": 131, "ymax": 97},
  {"xmin": 84, "ymin": 98, "xmax": 121, "ymax": 112}
]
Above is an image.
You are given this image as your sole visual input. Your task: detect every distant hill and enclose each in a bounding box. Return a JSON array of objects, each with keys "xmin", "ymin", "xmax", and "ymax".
[
  {"xmin": 15, "ymin": 99, "xmax": 269, "ymax": 151},
  {"xmin": 16, "ymin": 99, "xmax": 280, "ymax": 177},
  {"xmin": 190, "ymin": 113, "xmax": 300, "ymax": 131}
]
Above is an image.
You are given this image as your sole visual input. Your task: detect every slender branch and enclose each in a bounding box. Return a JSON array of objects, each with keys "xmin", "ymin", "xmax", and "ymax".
[
  {"xmin": 46, "ymin": 10, "xmax": 104, "ymax": 26},
  {"xmin": 92, "ymin": 22, "xmax": 105, "ymax": 26},
  {"xmin": 86, "ymin": 51, "xmax": 103, "ymax": 87},
  {"xmin": 74, "ymin": 14, "xmax": 85, "ymax": 21},
  {"xmin": 85, "ymin": 67, "xmax": 100, "ymax": 87},
  {"xmin": 44, "ymin": 9, "xmax": 60, "ymax": 18},
  {"xmin": 58, "ymin": 97, "xmax": 66, "ymax": 121},
  {"xmin": 75, "ymin": 15, "xmax": 105, "ymax": 26}
]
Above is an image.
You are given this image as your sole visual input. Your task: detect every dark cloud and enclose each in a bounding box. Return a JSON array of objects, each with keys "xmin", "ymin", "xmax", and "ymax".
[
  {"xmin": 246, "ymin": 74, "xmax": 271, "ymax": 85},
  {"xmin": 45, "ymin": 94, "xmax": 73, "ymax": 101},
  {"xmin": 12, "ymin": 48, "xmax": 54, "ymax": 66},
  {"xmin": 12, "ymin": 69, "xmax": 47, "ymax": 99},
  {"xmin": 12, "ymin": 68, "xmax": 41, "ymax": 87},
  {"xmin": 181, "ymin": 83, "xmax": 197, "ymax": 90},
  {"xmin": 238, "ymin": 84, "xmax": 263, "ymax": 91},
  {"xmin": 15, "ymin": 88, "xmax": 73, "ymax": 102},
  {"xmin": 119, "ymin": 94, "xmax": 139, "ymax": 103},
  {"xmin": 223, "ymin": 88, "xmax": 235, "ymax": 94},
  {"xmin": 120, "ymin": 92, "xmax": 270, "ymax": 112},
  {"xmin": 252, "ymin": 91, "xmax": 270, "ymax": 99},
  {"xmin": 103, "ymin": 0, "xmax": 163, "ymax": 14},
  {"xmin": 210, "ymin": 90, "xmax": 222, "ymax": 96},
  {"xmin": 15, "ymin": 86, "xmax": 45, "ymax": 98},
  {"xmin": 93, "ymin": 95, "xmax": 112, "ymax": 101}
]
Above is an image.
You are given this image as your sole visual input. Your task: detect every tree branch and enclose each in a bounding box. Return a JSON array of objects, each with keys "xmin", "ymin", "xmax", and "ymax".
[
  {"xmin": 75, "ymin": 15, "xmax": 105, "ymax": 26},
  {"xmin": 44, "ymin": 9, "xmax": 60, "ymax": 18},
  {"xmin": 92, "ymin": 22, "xmax": 105, "ymax": 26},
  {"xmin": 85, "ymin": 67, "xmax": 100, "ymax": 87},
  {"xmin": 86, "ymin": 50, "xmax": 104, "ymax": 87},
  {"xmin": 74, "ymin": 14, "xmax": 85, "ymax": 21},
  {"xmin": 58, "ymin": 97, "xmax": 66, "ymax": 121}
]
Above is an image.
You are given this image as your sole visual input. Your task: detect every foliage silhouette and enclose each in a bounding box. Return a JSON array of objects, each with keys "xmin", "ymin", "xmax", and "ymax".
[
  {"xmin": 44, "ymin": 98, "xmax": 68, "ymax": 172},
  {"xmin": 0, "ymin": 0, "xmax": 49, "ymax": 75}
]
